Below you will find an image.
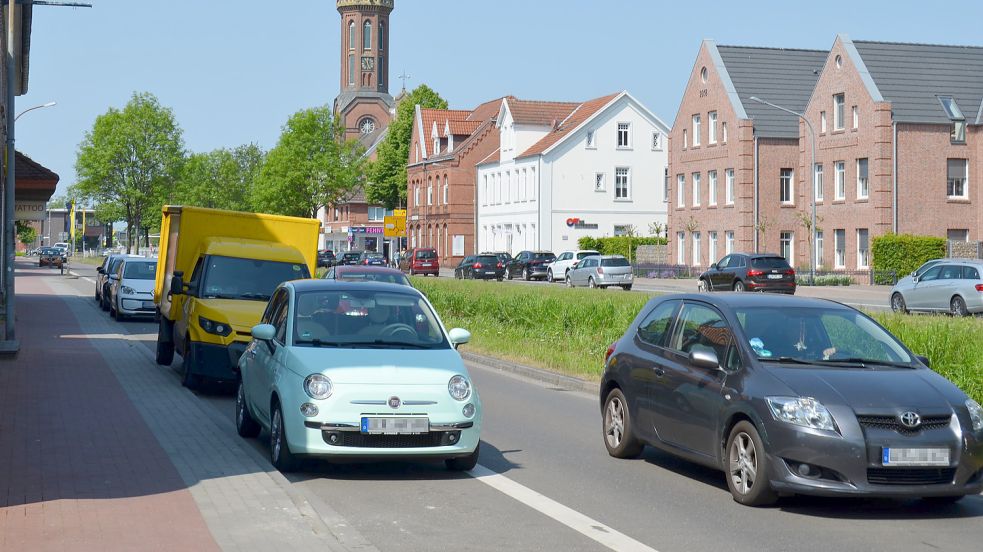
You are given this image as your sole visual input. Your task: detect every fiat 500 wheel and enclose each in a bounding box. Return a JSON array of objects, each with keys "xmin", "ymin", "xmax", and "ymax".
[
  {"xmin": 236, "ymin": 380, "xmax": 260, "ymax": 438},
  {"xmin": 270, "ymin": 403, "xmax": 299, "ymax": 473}
]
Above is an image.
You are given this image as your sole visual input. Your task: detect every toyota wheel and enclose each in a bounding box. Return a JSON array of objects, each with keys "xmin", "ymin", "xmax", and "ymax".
[{"xmin": 725, "ymin": 421, "xmax": 777, "ymax": 506}]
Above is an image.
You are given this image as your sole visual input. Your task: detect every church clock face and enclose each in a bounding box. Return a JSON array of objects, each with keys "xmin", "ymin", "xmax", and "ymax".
[
  {"xmin": 359, "ymin": 117, "xmax": 376, "ymax": 135},
  {"xmin": 361, "ymin": 56, "xmax": 375, "ymax": 71}
]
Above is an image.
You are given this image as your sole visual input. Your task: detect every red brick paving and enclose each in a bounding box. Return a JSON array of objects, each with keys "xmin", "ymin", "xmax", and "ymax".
[{"xmin": 0, "ymin": 265, "xmax": 219, "ymax": 552}]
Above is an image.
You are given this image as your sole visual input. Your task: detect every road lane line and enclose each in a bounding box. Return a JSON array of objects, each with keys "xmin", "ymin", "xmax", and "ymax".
[
  {"xmin": 81, "ymin": 276, "xmax": 95, "ymax": 284},
  {"xmin": 468, "ymin": 464, "xmax": 657, "ymax": 552}
]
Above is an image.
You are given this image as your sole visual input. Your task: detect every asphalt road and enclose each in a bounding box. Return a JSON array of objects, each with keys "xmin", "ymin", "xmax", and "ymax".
[{"xmin": 65, "ymin": 262, "xmax": 981, "ymax": 552}]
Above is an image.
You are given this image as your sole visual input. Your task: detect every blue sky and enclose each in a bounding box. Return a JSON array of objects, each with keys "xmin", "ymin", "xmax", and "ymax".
[{"xmin": 19, "ymin": 0, "xmax": 983, "ymax": 197}]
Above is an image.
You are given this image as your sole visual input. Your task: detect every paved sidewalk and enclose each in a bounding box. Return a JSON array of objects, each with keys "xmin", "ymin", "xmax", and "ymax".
[{"xmin": 2, "ymin": 263, "xmax": 367, "ymax": 551}]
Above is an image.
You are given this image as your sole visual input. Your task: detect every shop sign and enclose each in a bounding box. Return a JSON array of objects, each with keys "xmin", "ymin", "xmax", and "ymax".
[{"xmin": 565, "ymin": 217, "xmax": 598, "ymax": 230}]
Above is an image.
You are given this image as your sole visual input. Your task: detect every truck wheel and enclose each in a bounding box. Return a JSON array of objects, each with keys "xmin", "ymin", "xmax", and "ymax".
[
  {"xmin": 182, "ymin": 337, "xmax": 201, "ymax": 390},
  {"xmin": 156, "ymin": 320, "xmax": 174, "ymax": 366}
]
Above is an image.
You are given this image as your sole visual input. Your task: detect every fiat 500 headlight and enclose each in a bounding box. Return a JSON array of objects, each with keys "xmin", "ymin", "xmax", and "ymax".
[
  {"xmin": 448, "ymin": 375, "xmax": 471, "ymax": 401},
  {"xmin": 304, "ymin": 374, "xmax": 333, "ymax": 400},
  {"xmin": 767, "ymin": 396, "xmax": 837, "ymax": 432},
  {"xmin": 967, "ymin": 399, "xmax": 983, "ymax": 431}
]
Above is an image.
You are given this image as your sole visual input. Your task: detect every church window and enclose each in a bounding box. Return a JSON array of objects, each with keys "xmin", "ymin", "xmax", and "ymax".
[
  {"xmin": 348, "ymin": 54, "xmax": 354, "ymax": 85},
  {"xmin": 363, "ymin": 20, "xmax": 372, "ymax": 50},
  {"xmin": 379, "ymin": 22, "xmax": 385, "ymax": 50},
  {"xmin": 348, "ymin": 21, "xmax": 355, "ymax": 50}
]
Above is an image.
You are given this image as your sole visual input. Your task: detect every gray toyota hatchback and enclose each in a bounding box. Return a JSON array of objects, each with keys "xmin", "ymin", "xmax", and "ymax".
[{"xmin": 600, "ymin": 293, "xmax": 983, "ymax": 506}]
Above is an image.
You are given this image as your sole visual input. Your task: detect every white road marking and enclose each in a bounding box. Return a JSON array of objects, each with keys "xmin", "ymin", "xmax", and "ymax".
[
  {"xmin": 468, "ymin": 464, "xmax": 657, "ymax": 552},
  {"xmin": 81, "ymin": 276, "xmax": 96, "ymax": 284}
]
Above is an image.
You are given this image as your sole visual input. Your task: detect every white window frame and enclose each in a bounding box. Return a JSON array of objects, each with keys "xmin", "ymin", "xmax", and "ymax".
[
  {"xmin": 414, "ymin": 185, "xmax": 420, "ymax": 207},
  {"xmin": 708, "ymin": 170, "xmax": 718, "ymax": 205},
  {"xmin": 852, "ymin": 105, "xmax": 858, "ymax": 129},
  {"xmin": 857, "ymin": 158, "xmax": 869, "ymax": 199},
  {"xmin": 779, "ymin": 231, "xmax": 794, "ymax": 263},
  {"xmin": 692, "ymin": 172, "xmax": 701, "ymax": 207},
  {"xmin": 708, "ymin": 111, "xmax": 717, "ymax": 144},
  {"xmin": 780, "ymin": 168, "xmax": 794, "ymax": 204},
  {"xmin": 835, "ymin": 161, "xmax": 845, "ymax": 200},
  {"xmin": 815, "ymin": 230, "xmax": 824, "ymax": 268},
  {"xmin": 708, "ymin": 231, "xmax": 718, "ymax": 264},
  {"xmin": 594, "ymin": 172, "xmax": 605, "ymax": 192},
  {"xmin": 363, "ymin": 20, "xmax": 372, "ymax": 50},
  {"xmin": 721, "ymin": 122, "xmax": 728, "ymax": 143},
  {"xmin": 427, "ymin": 180, "xmax": 433, "ymax": 205},
  {"xmin": 348, "ymin": 20, "xmax": 355, "ymax": 50},
  {"xmin": 692, "ymin": 231, "xmax": 701, "ymax": 266},
  {"xmin": 677, "ymin": 174, "xmax": 685, "ymax": 207},
  {"xmin": 814, "ymin": 164, "xmax": 824, "ymax": 201},
  {"xmin": 856, "ymin": 228, "xmax": 869, "ymax": 269},
  {"xmin": 692, "ymin": 114, "xmax": 701, "ymax": 146},
  {"xmin": 833, "ymin": 94, "xmax": 845, "ymax": 130},
  {"xmin": 615, "ymin": 167, "xmax": 631, "ymax": 200},
  {"xmin": 683, "ymin": 129, "xmax": 688, "ymax": 149},
  {"xmin": 677, "ymin": 232, "xmax": 686, "ymax": 265},
  {"xmin": 725, "ymin": 169, "xmax": 734, "ymax": 205},
  {"xmin": 617, "ymin": 122, "xmax": 631, "ymax": 149},
  {"xmin": 725, "ymin": 231, "xmax": 734, "ymax": 255},
  {"xmin": 820, "ymin": 111, "xmax": 827, "ymax": 133},
  {"xmin": 834, "ymin": 229, "xmax": 846, "ymax": 269},
  {"xmin": 443, "ymin": 176, "xmax": 449, "ymax": 205},
  {"xmin": 947, "ymin": 159, "xmax": 968, "ymax": 199}
]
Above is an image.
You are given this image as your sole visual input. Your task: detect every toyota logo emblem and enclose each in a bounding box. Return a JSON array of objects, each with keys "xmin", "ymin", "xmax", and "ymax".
[
  {"xmin": 899, "ymin": 411, "xmax": 921, "ymax": 428},
  {"xmin": 388, "ymin": 396, "xmax": 401, "ymax": 409}
]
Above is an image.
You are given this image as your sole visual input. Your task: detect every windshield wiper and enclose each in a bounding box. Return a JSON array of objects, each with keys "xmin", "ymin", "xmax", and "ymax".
[
  {"xmin": 759, "ymin": 357, "xmax": 822, "ymax": 366},
  {"xmin": 203, "ymin": 293, "xmax": 238, "ymax": 300},
  {"xmin": 295, "ymin": 339, "xmax": 342, "ymax": 348},
  {"xmin": 818, "ymin": 358, "xmax": 915, "ymax": 369},
  {"xmin": 358, "ymin": 339, "xmax": 431, "ymax": 349},
  {"xmin": 238, "ymin": 292, "xmax": 271, "ymax": 301}
]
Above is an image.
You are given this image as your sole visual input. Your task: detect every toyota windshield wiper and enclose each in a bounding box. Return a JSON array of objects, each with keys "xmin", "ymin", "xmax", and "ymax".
[
  {"xmin": 759, "ymin": 357, "xmax": 822, "ymax": 365},
  {"xmin": 817, "ymin": 358, "xmax": 916, "ymax": 369}
]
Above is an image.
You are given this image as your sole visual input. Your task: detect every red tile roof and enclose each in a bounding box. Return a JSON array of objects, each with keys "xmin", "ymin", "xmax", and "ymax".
[
  {"xmin": 446, "ymin": 120, "xmax": 482, "ymax": 136},
  {"xmin": 518, "ymin": 92, "xmax": 621, "ymax": 158},
  {"xmin": 469, "ymin": 96, "xmax": 511, "ymax": 122},
  {"xmin": 506, "ymin": 98, "xmax": 580, "ymax": 126}
]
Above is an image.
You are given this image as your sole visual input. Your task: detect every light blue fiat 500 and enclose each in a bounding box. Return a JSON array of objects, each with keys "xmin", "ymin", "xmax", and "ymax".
[{"xmin": 236, "ymin": 279, "xmax": 481, "ymax": 472}]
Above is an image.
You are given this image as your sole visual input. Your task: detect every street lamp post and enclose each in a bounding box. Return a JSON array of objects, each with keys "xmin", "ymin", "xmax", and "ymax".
[
  {"xmin": 15, "ymin": 100, "xmax": 56, "ymax": 121},
  {"xmin": 749, "ymin": 96, "xmax": 817, "ymax": 285}
]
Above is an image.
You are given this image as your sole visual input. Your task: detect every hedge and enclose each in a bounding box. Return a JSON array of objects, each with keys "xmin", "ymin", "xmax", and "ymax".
[
  {"xmin": 871, "ymin": 234, "xmax": 945, "ymax": 277},
  {"xmin": 577, "ymin": 236, "xmax": 667, "ymax": 260}
]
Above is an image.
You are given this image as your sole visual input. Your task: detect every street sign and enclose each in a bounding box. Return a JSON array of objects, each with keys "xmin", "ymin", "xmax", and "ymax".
[
  {"xmin": 393, "ymin": 209, "xmax": 406, "ymax": 217},
  {"xmin": 384, "ymin": 215, "xmax": 406, "ymax": 238}
]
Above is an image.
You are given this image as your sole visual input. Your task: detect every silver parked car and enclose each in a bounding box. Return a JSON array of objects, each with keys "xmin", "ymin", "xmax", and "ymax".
[
  {"xmin": 565, "ymin": 255, "xmax": 633, "ymax": 290},
  {"xmin": 890, "ymin": 259, "xmax": 983, "ymax": 316}
]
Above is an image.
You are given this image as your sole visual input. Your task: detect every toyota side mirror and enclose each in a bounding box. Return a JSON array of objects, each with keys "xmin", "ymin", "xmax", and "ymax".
[
  {"xmin": 97, "ymin": 266, "xmax": 105, "ymax": 274},
  {"xmin": 689, "ymin": 348, "xmax": 721, "ymax": 371},
  {"xmin": 448, "ymin": 328, "xmax": 471, "ymax": 349},
  {"xmin": 915, "ymin": 354, "xmax": 930, "ymax": 368}
]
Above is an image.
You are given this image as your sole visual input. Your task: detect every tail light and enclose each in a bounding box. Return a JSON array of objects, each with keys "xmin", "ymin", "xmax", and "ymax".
[
  {"xmin": 605, "ymin": 341, "xmax": 618, "ymax": 363},
  {"xmin": 474, "ymin": 263, "xmax": 483, "ymax": 269},
  {"xmin": 976, "ymin": 284, "xmax": 983, "ymax": 292},
  {"xmin": 747, "ymin": 269, "xmax": 765, "ymax": 277},
  {"xmin": 497, "ymin": 262, "xmax": 503, "ymax": 269}
]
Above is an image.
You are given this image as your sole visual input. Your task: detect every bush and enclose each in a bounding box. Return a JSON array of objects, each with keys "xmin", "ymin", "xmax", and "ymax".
[
  {"xmin": 872, "ymin": 234, "xmax": 945, "ymax": 277},
  {"xmin": 576, "ymin": 236, "xmax": 667, "ymax": 260},
  {"xmin": 798, "ymin": 274, "xmax": 852, "ymax": 286}
]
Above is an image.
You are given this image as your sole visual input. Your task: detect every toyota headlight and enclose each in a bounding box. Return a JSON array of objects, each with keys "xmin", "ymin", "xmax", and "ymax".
[
  {"xmin": 121, "ymin": 285, "xmax": 136, "ymax": 295},
  {"xmin": 967, "ymin": 399, "xmax": 983, "ymax": 431},
  {"xmin": 448, "ymin": 375, "xmax": 471, "ymax": 401},
  {"xmin": 766, "ymin": 396, "xmax": 837, "ymax": 432},
  {"xmin": 304, "ymin": 374, "xmax": 333, "ymax": 400}
]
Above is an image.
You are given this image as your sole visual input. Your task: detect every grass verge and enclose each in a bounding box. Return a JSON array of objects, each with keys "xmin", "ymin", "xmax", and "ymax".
[{"xmin": 414, "ymin": 277, "xmax": 983, "ymax": 403}]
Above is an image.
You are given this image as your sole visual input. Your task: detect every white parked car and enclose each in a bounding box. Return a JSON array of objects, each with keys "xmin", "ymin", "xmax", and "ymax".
[
  {"xmin": 108, "ymin": 257, "xmax": 158, "ymax": 321},
  {"xmin": 547, "ymin": 250, "xmax": 600, "ymax": 282}
]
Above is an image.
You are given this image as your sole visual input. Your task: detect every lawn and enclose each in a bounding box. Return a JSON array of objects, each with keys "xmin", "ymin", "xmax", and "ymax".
[{"xmin": 413, "ymin": 277, "xmax": 983, "ymax": 404}]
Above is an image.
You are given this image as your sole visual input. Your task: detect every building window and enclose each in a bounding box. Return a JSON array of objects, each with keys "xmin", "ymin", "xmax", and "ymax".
[
  {"xmin": 414, "ymin": 185, "xmax": 420, "ymax": 207},
  {"xmin": 443, "ymin": 175, "xmax": 449, "ymax": 204},
  {"xmin": 692, "ymin": 172, "xmax": 701, "ymax": 206},
  {"xmin": 725, "ymin": 231, "xmax": 734, "ymax": 255},
  {"xmin": 427, "ymin": 179, "xmax": 433, "ymax": 205},
  {"xmin": 348, "ymin": 53, "xmax": 355, "ymax": 85},
  {"xmin": 482, "ymin": 175, "xmax": 488, "ymax": 206},
  {"xmin": 725, "ymin": 169, "xmax": 734, "ymax": 205},
  {"xmin": 348, "ymin": 20, "xmax": 355, "ymax": 50},
  {"xmin": 852, "ymin": 106, "xmax": 858, "ymax": 129},
  {"xmin": 615, "ymin": 168, "xmax": 631, "ymax": 200},
  {"xmin": 820, "ymin": 111, "xmax": 827, "ymax": 133},
  {"xmin": 651, "ymin": 132, "xmax": 661, "ymax": 150},
  {"xmin": 378, "ymin": 56, "xmax": 384, "ymax": 86},
  {"xmin": 814, "ymin": 164, "xmax": 824, "ymax": 201},
  {"xmin": 815, "ymin": 230, "xmax": 824, "ymax": 268},
  {"xmin": 363, "ymin": 20, "xmax": 372, "ymax": 50},
  {"xmin": 368, "ymin": 207, "xmax": 385, "ymax": 221},
  {"xmin": 379, "ymin": 22, "xmax": 385, "ymax": 50},
  {"xmin": 938, "ymin": 96, "xmax": 966, "ymax": 144},
  {"xmin": 708, "ymin": 231, "xmax": 718, "ymax": 264},
  {"xmin": 433, "ymin": 137, "xmax": 440, "ymax": 155},
  {"xmin": 947, "ymin": 229, "xmax": 969, "ymax": 242},
  {"xmin": 518, "ymin": 170, "xmax": 526, "ymax": 201},
  {"xmin": 677, "ymin": 232, "xmax": 686, "ymax": 265},
  {"xmin": 617, "ymin": 122, "xmax": 631, "ymax": 148},
  {"xmin": 692, "ymin": 232, "xmax": 701, "ymax": 266},
  {"xmin": 664, "ymin": 168, "xmax": 670, "ymax": 203},
  {"xmin": 613, "ymin": 225, "xmax": 630, "ymax": 237},
  {"xmin": 708, "ymin": 111, "xmax": 717, "ymax": 144},
  {"xmin": 947, "ymin": 159, "xmax": 968, "ymax": 198},
  {"xmin": 708, "ymin": 170, "xmax": 718, "ymax": 205},
  {"xmin": 857, "ymin": 228, "xmax": 869, "ymax": 268},
  {"xmin": 595, "ymin": 172, "xmax": 605, "ymax": 192},
  {"xmin": 835, "ymin": 161, "xmax": 845, "ymax": 200},
  {"xmin": 586, "ymin": 130, "xmax": 595, "ymax": 148},
  {"xmin": 779, "ymin": 168, "xmax": 794, "ymax": 204},
  {"xmin": 833, "ymin": 93, "xmax": 845, "ymax": 130},
  {"xmin": 780, "ymin": 231, "xmax": 793, "ymax": 262},
  {"xmin": 834, "ymin": 229, "xmax": 846, "ymax": 268},
  {"xmin": 529, "ymin": 168, "xmax": 536, "ymax": 201},
  {"xmin": 677, "ymin": 174, "xmax": 685, "ymax": 207},
  {"xmin": 857, "ymin": 158, "xmax": 869, "ymax": 199},
  {"xmin": 683, "ymin": 129, "xmax": 688, "ymax": 149},
  {"xmin": 692, "ymin": 114, "xmax": 701, "ymax": 146},
  {"xmin": 721, "ymin": 122, "xmax": 728, "ymax": 143}
]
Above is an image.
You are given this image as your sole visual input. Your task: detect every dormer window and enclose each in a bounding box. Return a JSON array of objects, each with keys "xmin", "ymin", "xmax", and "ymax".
[
  {"xmin": 433, "ymin": 137, "xmax": 440, "ymax": 155},
  {"xmin": 586, "ymin": 130, "xmax": 595, "ymax": 148},
  {"xmin": 938, "ymin": 96, "xmax": 966, "ymax": 144}
]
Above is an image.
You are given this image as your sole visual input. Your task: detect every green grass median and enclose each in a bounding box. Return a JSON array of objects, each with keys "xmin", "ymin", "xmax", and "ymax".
[{"xmin": 414, "ymin": 277, "xmax": 983, "ymax": 403}]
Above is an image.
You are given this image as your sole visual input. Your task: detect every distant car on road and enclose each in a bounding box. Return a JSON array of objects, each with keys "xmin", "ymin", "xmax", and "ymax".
[
  {"xmin": 317, "ymin": 250, "xmax": 336, "ymax": 268},
  {"xmin": 889, "ymin": 259, "xmax": 983, "ymax": 316},
  {"xmin": 323, "ymin": 265, "xmax": 411, "ymax": 287},
  {"xmin": 38, "ymin": 247, "xmax": 66, "ymax": 269},
  {"xmin": 454, "ymin": 254, "xmax": 505, "ymax": 280},
  {"xmin": 337, "ymin": 251, "xmax": 362, "ymax": 266},
  {"xmin": 358, "ymin": 251, "xmax": 386, "ymax": 266},
  {"xmin": 505, "ymin": 250, "xmax": 555, "ymax": 281},
  {"xmin": 565, "ymin": 255, "xmax": 633, "ymax": 290},
  {"xmin": 601, "ymin": 292, "xmax": 983, "ymax": 506},
  {"xmin": 399, "ymin": 247, "xmax": 440, "ymax": 276},
  {"xmin": 236, "ymin": 280, "xmax": 480, "ymax": 473},
  {"xmin": 480, "ymin": 251, "xmax": 513, "ymax": 266},
  {"xmin": 547, "ymin": 249, "xmax": 600, "ymax": 282},
  {"xmin": 698, "ymin": 253, "xmax": 796, "ymax": 294},
  {"xmin": 108, "ymin": 257, "xmax": 158, "ymax": 321}
]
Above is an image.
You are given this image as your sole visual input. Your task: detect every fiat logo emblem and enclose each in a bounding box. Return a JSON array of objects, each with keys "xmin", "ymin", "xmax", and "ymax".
[
  {"xmin": 388, "ymin": 396, "xmax": 401, "ymax": 409},
  {"xmin": 899, "ymin": 411, "xmax": 921, "ymax": 428}
]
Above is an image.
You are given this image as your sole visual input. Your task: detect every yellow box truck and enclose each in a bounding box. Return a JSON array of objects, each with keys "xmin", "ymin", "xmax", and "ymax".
[{"xmin": 154, "ymin": 206, "xmax": 319, "ymax": 388}]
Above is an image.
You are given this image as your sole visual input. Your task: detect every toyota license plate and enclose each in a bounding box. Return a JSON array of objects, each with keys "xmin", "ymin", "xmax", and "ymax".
[
  {"xmin": 882, "ymin": 447, "xmax": 950, "ymax": 466},
  {"xmin": 361, "ymin": 417, "xmax": 429, "ymax": 435},
  {"xmin": 767, "ymin": 274, "xmax": 782, "ymax": 280}
]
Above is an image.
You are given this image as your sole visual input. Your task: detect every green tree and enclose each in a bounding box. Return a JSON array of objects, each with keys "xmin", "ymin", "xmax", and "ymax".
[
  {"xmin": 15, "ymin": 221, "xmax": 36, "ymax": 248},
  {"xmin": 175, "ymin": 144, "xmax": 265, "ymax": 211},
  {"xmin": 252, "ymin": 106, "xmax": 366, "ymax": 218},
  {"xmin": 72, "ymin": 92, "xmax": 185, "ymax": 253},
  {"xmin": 366, "ymin": 84, "xmax": 448, "ymax": 208}
]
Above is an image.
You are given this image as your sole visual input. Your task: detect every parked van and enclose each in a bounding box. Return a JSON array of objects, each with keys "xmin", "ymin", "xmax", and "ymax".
[
  {"xmin": 399, "ymin": 247, "xmax": 440, "ymax": 276},
  {"xmin": 154, "ymin": 206, "xmax": 319, "ymax": 388}
]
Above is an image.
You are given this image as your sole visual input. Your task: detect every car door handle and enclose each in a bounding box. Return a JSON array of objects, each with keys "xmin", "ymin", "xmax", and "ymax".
[{"xmin": 653, "ymin": 367, "xmax": 665, "ymax": 377}]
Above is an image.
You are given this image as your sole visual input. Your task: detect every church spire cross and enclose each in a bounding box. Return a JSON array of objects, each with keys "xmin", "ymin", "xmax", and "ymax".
[{"xmin": 398, "ymin": 71, "xmax": 411, "ymax": 93}]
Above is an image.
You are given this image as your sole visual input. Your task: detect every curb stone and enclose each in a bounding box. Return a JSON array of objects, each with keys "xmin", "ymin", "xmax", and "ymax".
[{"xmin": 461, "ymin": 351, "xmax": 600, "ymax": 396}]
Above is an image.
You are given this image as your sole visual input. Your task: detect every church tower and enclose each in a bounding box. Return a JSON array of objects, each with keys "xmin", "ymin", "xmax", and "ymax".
[{"xmin": 334, "ymin": 0, "xmax": 395, "ymax": 143}]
